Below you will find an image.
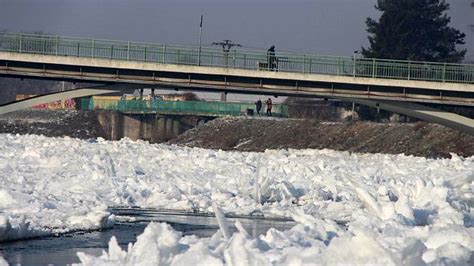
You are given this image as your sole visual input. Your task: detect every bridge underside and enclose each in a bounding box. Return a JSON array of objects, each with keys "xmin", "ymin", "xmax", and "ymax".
[
  {"xmin": 0, "ymin": 84, "xmax": 136, "ymax": 115},
  {"xmin": 341, "ymin": 98, "xmax": 474, "ymax": 135},
  {"xmin": 0, "ymin": 85, "xmax": 473, "ymax": 136}
]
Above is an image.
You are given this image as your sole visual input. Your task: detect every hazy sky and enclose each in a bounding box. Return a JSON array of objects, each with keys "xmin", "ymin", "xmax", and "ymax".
[{"xmin": 0, "ymin": 0, "xmax": 473, "ymax": 61}]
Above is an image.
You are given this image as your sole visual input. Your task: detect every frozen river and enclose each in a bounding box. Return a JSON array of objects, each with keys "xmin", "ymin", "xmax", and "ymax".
[
  {"xmin": 0, "ymin": 135, "xmax": 472, "ymax": 264},
  {"xmin": 0, "ymin": 208, "xmax": 296, "ymax": 265}
]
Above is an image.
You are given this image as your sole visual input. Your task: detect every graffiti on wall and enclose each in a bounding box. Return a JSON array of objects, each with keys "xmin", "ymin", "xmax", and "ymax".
[{"xmin": 16, "ymin": 95, "xmax": 77, "ymax": 110}]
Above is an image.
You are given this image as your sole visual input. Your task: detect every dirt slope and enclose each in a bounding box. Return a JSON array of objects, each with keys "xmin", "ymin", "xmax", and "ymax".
[
  {"xmin": 0, "ymin": 110, "xmax": 106, "ymax": 139},
  {"xmin": 1, "ymin": 111, "xmax": 472, "ymax": 158},
  {"xmin": 168, "ymin": 117, "xmax": 474, "ymax": 158}
]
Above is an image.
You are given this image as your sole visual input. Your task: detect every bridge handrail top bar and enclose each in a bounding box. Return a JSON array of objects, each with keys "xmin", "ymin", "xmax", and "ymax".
[{"xmin": 2, "ymin": 31, "xmax": 473, "ymax": 68}]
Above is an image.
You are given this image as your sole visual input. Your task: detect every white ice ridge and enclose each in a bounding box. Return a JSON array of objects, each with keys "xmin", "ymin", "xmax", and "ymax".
[
  {"xmin": 0, "ymin": 134, "xmax": 472, "ymax": 264},
  {"xmin": 75, "ymin": 220, "xmax": 473, "ymax": 265}
]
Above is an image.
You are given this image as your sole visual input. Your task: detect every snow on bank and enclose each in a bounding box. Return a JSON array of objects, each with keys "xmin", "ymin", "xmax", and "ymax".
[{"xmin": 0, "ymin": 134, "xmax": 473, "ymax": 264}]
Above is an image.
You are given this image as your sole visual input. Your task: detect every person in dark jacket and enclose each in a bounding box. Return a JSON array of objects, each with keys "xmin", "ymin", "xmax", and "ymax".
[
  {"xmin": 255, "ymin": 99, "xmax": 262, "ymax": 115},
  {"xmin": 267, "ymin": 45, "xmax": 276, "ymax": 71},
  {"xmin": 266, "ymin": 98, "xmax": 272, "ymax": 116}
]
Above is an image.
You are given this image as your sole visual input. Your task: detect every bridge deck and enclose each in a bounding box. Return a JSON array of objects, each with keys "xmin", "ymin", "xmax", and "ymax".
[{"xmin": 1, "ymin": 32, "xmax": 473, "ymax": 84}]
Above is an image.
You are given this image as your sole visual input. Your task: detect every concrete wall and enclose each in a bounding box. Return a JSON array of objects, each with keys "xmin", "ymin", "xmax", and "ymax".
[{"xmin": 96, "ymin": 111, "xmax": 208, "ymax": 143}]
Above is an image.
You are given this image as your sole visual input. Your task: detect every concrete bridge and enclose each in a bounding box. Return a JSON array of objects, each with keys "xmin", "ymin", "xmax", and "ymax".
[{"xmin": 0, "ymin": 32, "xmax": 473, "ymax": 134}]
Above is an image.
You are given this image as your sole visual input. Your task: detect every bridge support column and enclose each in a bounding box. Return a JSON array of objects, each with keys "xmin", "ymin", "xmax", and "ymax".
[
  {"xmin": 221, "ymin": 92, "xmax": 227, "ymax": 102},
  {"xmin": 122, "ymin": 115, "xmax": 142, "ymax": 140},
  {"xmin": 97, "ymin": 113, "xmax": 189, "ymax": 142},
  {"xmin": 172, "ymin": 119, "xmax": 180, "ymax": 136},
  {"xmin": 165, "ymin": 117, "xmax": 174, "ymax": 139},
  {"xmin": 109, "ymin": 111, "xmax": 123, "ymax": 140},
  {"xmin": 97, "ymin": 111, "xmax": 123, "ymax": 141},
  {"xmin": 155, "ymin": 117, "xmax": 167, "ymax": 142}
]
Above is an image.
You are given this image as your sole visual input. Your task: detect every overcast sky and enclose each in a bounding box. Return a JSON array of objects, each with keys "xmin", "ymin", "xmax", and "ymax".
[{"xmin": 0, "ymin": 0, "xmax": 473, "ymax": 61}]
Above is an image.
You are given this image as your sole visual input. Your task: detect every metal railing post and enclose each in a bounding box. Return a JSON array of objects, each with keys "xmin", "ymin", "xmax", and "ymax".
[
  {"xmin": 337, "ymin": 57, "xmax": 341, "ymax": 75},
  {"xmin": 408, "ymin": 61, "xmax": 411, "ymax": 80},
  {"xmin": 91, "ymin": 39, "xmax": 95, "ymax": 58},
  {"xmin": 233, "ymin": 50, "xmax": 236, "ymax": 68},
  {"xmin": 372, "ymin": 58, "xmax": 376, "ymax": 78},
  {"xmin": 55, "ymin": 35, "xmax": 59, "ymax": 55},
  {"xmin": 198, "ymin": 48, "xmax": 201, "ymax": 66},
  {"xmin": 127, "ymin": 41, "xmax": 130, "ymax": 60},
  {"xmin": 353, "ymin": 56, "xmax": 356, "ymax": 77},
  {"xmin": 163, "ymin": 44, "xmax": 166, "ymax": 63},
  {"xmin": 42, "ymin": 37, "xmax": 46, "ymax": 54},
  {"xmin": 302, "ymin": 55, "xmax": 306, "ymax": 73},
  {"xmin": 225, "ymin": 51, "xmax": 229, "ymax": 68},
  {"xmin": 442, "ymin": 62, "xmax": 446, "ymax": 82},
  {"xmin": 18, "ymin": 33, "xmax": 22, "ymax": 53}
]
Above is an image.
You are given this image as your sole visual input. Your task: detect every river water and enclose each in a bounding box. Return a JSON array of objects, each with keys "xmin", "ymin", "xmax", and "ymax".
[{"xmin": 0, "ymin": 208, "xmax": 295, "ymax": 265}]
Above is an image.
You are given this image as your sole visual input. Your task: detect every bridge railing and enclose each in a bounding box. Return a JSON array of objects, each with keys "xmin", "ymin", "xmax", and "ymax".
[
  {"xmin": 80, "ymin": 98, "xmax": 289, "ymax": 117},
  {"xmin": 0, "ymin": 32, "xmax": 473, "ymax": 84}
]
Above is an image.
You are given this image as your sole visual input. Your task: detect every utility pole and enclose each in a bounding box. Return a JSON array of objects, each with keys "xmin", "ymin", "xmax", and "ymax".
[
  {"xmin": 212, "ymin": 40, "xmax": 241, "ymax": 67},
  {"xmin": 212, "ymin": 40, "xmax": 242, "ymax": 53},
  {"xmin": 212, "ymin": 40, "xmax": 241, "ymax": 102}
]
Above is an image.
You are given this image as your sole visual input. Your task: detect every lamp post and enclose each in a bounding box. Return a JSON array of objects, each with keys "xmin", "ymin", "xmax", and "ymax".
[
  {"xmin": 212, "ymin": 40, "xmax": 242, "ymax": 102},
  {"xmin": 198, "ymin": 15, "xmax": 203, "ymax": 66}
]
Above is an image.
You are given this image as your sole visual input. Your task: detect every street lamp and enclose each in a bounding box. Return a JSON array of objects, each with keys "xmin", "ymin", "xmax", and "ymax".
[{"xmin": 212, "ymin": 40, "xmax": 241, "ymax": 102}]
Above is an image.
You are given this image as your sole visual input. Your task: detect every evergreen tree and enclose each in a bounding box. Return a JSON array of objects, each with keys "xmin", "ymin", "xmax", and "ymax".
[{"xmin": 362, "ymin": 0, "xmax": 466, "ymax": 63}]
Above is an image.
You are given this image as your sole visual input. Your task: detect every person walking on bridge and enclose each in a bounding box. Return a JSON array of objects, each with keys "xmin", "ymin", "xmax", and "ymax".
[
  {"xmin": 266, "ymin": 98, "xmax": 272, "ymax": 116},
  {"xmin": 267, "ymin": 45, "xmax": 276, "ymax": 71}
]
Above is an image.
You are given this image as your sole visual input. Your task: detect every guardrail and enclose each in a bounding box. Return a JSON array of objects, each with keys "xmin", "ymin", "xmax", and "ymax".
[
  {"xmin": 0, "ymin": 32, "xmax": 473, "ymax": 84},
  {"xmin": 80, "ymin": 99, "xmax": 289, "ymax": 117}
]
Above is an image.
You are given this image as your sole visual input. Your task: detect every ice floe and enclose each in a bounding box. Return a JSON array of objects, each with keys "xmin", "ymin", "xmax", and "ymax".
[{"xmin": 0, "ymin": 134, "xmax": 472, "ymax": 264}]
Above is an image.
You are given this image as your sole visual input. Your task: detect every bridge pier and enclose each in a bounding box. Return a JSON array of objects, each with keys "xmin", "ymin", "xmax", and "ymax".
[{"xmin": 96, "ymin": 111, "xmax": 209, "ymax": 142}]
